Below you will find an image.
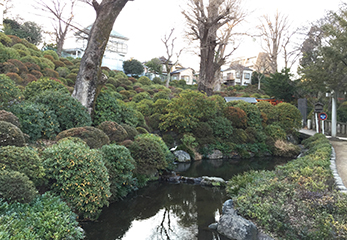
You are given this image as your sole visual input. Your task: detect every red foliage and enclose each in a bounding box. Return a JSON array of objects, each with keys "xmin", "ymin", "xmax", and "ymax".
[
  {"xmin": 224, "ymin": 106, "xmax": 247, "ymax": 129},
  {"xmin": 1, "ymin": 62, "xmax": 19, "ymax": 74},
  {"xmin": 7, "ymin": 35, "xmax": 22, "ymax": 46},
  {"xmin": 8, "ymin": 59, "xmax": 28, "ymax": 75},
  {"xmin": 23, "ymin": 74, "xmax": 38, "ymax": 84},
  {"xmin": 128, "ymin": 77, "xmax": 137, "ymax": 83},
  {"xmin": 6, "ymin": 72, "xmax": 24, "ymax": 85},
  {"xmin": 25, "ymin": 62, "xmax": 41, "ymax": 71},
  {"xmin": 43, "ymin": 55, "xmax": 54, "ymax": 61},
  {"xmin": 30, "ymin": 70, "xmax": 43, "ymax": 79},
  {"xmin": 44, "ymin": 68, "xmax": 59, "ymax": 78},
  {"xmin": 135, "ymin": 87, "xmax": 145, "ymax": 93}
]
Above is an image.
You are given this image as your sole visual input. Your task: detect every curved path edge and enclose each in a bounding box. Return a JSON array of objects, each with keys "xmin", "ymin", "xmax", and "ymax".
[{"xmin": 330, "ymin": 146, "xmax": 347, "ymax": 194}]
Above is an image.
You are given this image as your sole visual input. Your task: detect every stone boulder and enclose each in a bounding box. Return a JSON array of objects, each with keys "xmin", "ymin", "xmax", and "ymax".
[
  {"xmin": 201, "ymin": 176, "xmax": 226, "ymax": 187},
  {"xmin": 0, "ymin": 121, "xmax": 25, "ymax": 147},
  {"xmin": 207, "ymin": 149, "xmax": 223, "ymax": 159},
  {"xmin": 173, "ymin": 150, "xmax": 191, "ymax": 162},
  {"xmin": 217, "ymin": 199, "xmax": 258, "ymax": 240}
]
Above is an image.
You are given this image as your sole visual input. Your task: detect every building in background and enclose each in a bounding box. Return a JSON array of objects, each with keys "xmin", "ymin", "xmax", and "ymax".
[{"xmin": 62, "ymin": 25, "xmax": 129, "ymax": 71}]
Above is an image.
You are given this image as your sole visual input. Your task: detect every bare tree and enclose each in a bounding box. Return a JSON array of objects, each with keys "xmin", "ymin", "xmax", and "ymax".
[
  {"xmin": 257, "ymin": 11, "xmax": 289, "ymax": 73},
  {"xmin": 161, "ymin": 28, "xmax": 183, "ymax": 88},
  {"xmin": 253, "ymin": 52, "xmax": 272, "ymax": 90},
  {"xmin": 72, "ymin": 0, "xmax": 131, "ymax": 115},
  {"xmin": 36, "ymin": 0, "xmax": 77, "ymax": 56},
  {"xmin": 183, "ymin": 0, "xmax": 246, "ymax": 96}
]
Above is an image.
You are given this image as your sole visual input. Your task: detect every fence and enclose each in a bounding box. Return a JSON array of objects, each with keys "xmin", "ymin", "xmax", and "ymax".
[{"xmin": 307, "ymin": 118, "xmax": 347, "ymax": 135}]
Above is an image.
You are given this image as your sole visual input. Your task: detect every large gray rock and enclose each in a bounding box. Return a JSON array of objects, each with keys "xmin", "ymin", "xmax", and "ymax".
[
  {"xmin": 201, "ymin": 176, "xmax": 226, "ymax": 187},
  {"xmin": 207, "ymin": 149, "xmax": 223, "ymax": 159},
  {"xmin": 217, "ymin": 199, "xmax": 258, "ymax": 240},
  {"xmin": 173, "ymin": 150, "xmax": 191, "ymax": 162}
]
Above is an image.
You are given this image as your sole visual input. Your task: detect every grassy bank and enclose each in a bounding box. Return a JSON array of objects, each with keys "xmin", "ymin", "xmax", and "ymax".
[{"xmin": 227, "ymin": 133, "xmax": 347, "ymax": 239}]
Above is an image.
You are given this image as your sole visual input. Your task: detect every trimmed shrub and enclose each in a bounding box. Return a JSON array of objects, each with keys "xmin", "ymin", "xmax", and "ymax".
[
  {"xmin": 231, "ymin": 128, "xmax": 248, "ymax": 144},
  {"xmin": 100, "ymin": 144, "xmax": 137, "ymax": 201},
  {"xmin": 160, "ymin": 90, "xmax": 218, "ymax": 132},
  {"xmin": 132, "ymin": 92, "xmax": 151, "ymax": 103},
  {"xmin": 138, "ymin": 76, "xmax": 152, "ymax": 85},
  {"xmin": 43, "ymin": 68, "xmax": 59, "ymax": 78},
  {"xmin": 146, "ymin": 113, "xmax": 162, "ymax": 131},
  {"xmin": 234, "ymin": 101, "xmax": 262, "ymax": 129},
  {"xmin": 192, "ymin": 122, "xmax": 215, "ymax": 146},
  {"xmin": 256, "ymin": 101, "xmax": 277, "ymax": 123},
  {"xmin": 152, "ymin": 99, "xmax": 170, "ymax": 114},
  {"xmin": 24, "ymin": 77, "xmax": 69, "ymax": 100},
  {"xmin": 0, "ymin": 45, "xmax": 20, "ymax": 63},
  {"xmin": 275, "ymin": 103, "xmax": 302, "ymax": 134},
  {"xmin": 6, "ymin": 72, "xmax": 24, "ymax": 86},
  {"xmin": 24, "ymin": 62, "xmax": 41, "ymax": 71},
  {"xmin": 121, "ymin": 123, "xmax": 139, "ymax": 140},
  {"xmin": 33, "ymin": 91, "xmax": 92, "ymax": 131},
  {"xmin": 7, "ymin": 59, "xmax": 28, "ymax": 76},
  {"xmin": 10, "ymin": 102, "xmax": 60, "ymax": 140},
  {"xmin": 265, "ymin": 124, "xmax": 287, "ymax": 141},
  {"xmin": 136, "ymin": 99, "xmax": 154, "ymax": 117},
  {"xmin": 42, "ymin": 50, "xmax": 59, "ymax": 60},
  {"xmin": 42, "ymin": 138, "xmax": 111, "ymax": 220},
  {"xmin": 0, "ymin": 74, "xmax": 22, "ymax": 110},
  {"xmin": 56, "ymin": 126, "xmax": 110, "ymax": 149},
  {"xmin": 136, "ymin": 127, "xmax": 148, "ymax": 134},
  {"xmin": 0, "ymin": 121, "xmax": 25, "ymax": 147},
  {"xmin": 224, "ymin": 106, "xmax": 247, "ymax": 129},
  {"xmin": 0, "ymin": 110, "xmax": 20, "ymax": 127},
  {"xmin": 0, "ymin": 170, "xmax": 37, "ymax": 203},
  {"xmin": 0, "ymin": 32, "xmax": 11, "ymax": 46},
  {"xmin": 128, "ymin": 136, "xmax": 166, "ymax": 177},
  {"xmin": 0, "ymin": 146, "xmax": 45, "ymax": 186},
  {"xmin": 0, "ymin": 192, "xmax": 84, "ymax": 239},
  {"xmin": 12, "ymin": 43, "xmax": 30, "ymax": 57},
  {"xmin": 1, "ymin": 61, "xmax": 19, "ymax": 74},
  {"xmin": 97, "ymin": 121, "xmax": 127, "ymax": 143},
  {"xmin": 153, "ymin": 91, "xmax": 170, "ymax": 102},
  {"xmin": 30, "ymin": 69, "xmax": 43, "ymax": 79},
  {"xmin": 56, "ymin": 66, "xmax": 70, "ymax": 78},
  {"xmin": 208, "ymin": 116, "xmax": 233, "ymax": 140},
  {"xmin": 93, "ymin": 91, "xmax": 122, "ymax": 126}
]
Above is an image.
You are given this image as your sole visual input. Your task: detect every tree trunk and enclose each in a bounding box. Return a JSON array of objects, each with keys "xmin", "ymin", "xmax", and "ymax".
[{"xmin": 72, "ymin": 0, "xmax": 129, "ymax": 115}]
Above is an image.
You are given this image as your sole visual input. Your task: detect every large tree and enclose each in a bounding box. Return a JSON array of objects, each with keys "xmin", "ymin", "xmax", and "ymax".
[
  {"xmin": 35, "ymin": 0, "xmax": 77, "ymax": 56},
  {"xmin": 72, "ymin": 0, "xmax": 131, "ymax": 115},
  {"xmin": 183, "ymin": 0, "xmax": 245, "ymax": 96},
  {"xmin": 257, "ymin": 11, "xmax": 290, "ymax": 73},
  {"xmin": 123, "ymin": 59, "xmax": 144, "ymax": 77},
  {"xmin": 3, "ymin": 19, "xmax": 42, "ymax": 45}
]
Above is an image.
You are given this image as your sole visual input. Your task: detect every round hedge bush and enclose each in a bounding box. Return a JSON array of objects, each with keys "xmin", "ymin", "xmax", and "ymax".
[
  {"xmin": 97, "ymin": 121, "xmax": 128, "ymax": 143},
  {"xmin": 0, "ymin": 146, "xmax": 45, "ymax": 186},
  {"xmin": 121, "ymin": 123, "xmax": 139, "ymax": 140},
  {"xmin": 224, "ymin": 106, "xmax": 248, "ymax": 129},
  {"xmin": 32, "ymin": 90, "xmax": 92, "ymax": 131},
  {"xmin": 10, "ymin": 102, "xmax": 60, "ymax": 141},
  {"xmin": 138, "ymin": 76, "xmax": 152, "ymax": 85},
  {"xmin": 132, "ymin": 92, "xmax": 151, "ymax": 103},
  {"xmin": 0, "ymin": 121, "xmax": 25, "ymax": 147},
  {"xmin": 208, "ymin": 116, "xmax": 233, "ymax": 140},
  {"xmin": 0, "ymin": 109, "xmax": 20, "ymax": 127},
  {"xmin": 275, "ymin": 102, "xmax": 302, "ymax": 134},
  {"xmin": 0, "ymin": 170, "xmax": 37, "ymax": 203},
  {"xmin": 42, "ymin": 138, "xmax": 111, "ymax": 220},
  {"xmin": 234, "ymin": 101, "xmax": 262, "ymax": 129},
  {"xmin": 56, "ymin": 126, "xmax": 110, "ymax": 149},
  {"xmin": 0, "ymin": 74, "xmax": 22, "ymax": 110},
  {"xmin": 23, "ymin": 77, "xmax": 69, "ymax": 100},
  {"xmin": 128, "ymin": 136, "xmax": 166, "ymax": 177},
  {"xmin": 264, "ymin": 124, "xmax": 287, "ymax": 141},
  {"xmin": 100, "ymin": 144, "xmax": 137, "ymax": 202},
  {"xmin": 0, "ymin": 192, "xmax": 84, "ymax": 239}
]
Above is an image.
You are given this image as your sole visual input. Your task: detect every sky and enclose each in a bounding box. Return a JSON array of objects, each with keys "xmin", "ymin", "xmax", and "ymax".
[{"xmin": 8, "ymin": 0, "xmax": 344, "ymax": 72}]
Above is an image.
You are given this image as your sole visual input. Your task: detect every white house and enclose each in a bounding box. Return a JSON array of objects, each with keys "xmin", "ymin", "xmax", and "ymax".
[
  {"xmin": 62, "ymin": 25, "xmax": 129, "ymax": 71},
  {"xmin": 171, "ymin": 67, "xmax": 195, "ymax": 85},
  {"xmin": 221, "ymin": 64, "xmax": 253, "ymax": 86}
]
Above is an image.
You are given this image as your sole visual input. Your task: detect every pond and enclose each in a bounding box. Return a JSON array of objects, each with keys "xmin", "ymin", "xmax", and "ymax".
[{"xmin": 82, "ymin": 157, "xmax": 291, "ymax": 240}]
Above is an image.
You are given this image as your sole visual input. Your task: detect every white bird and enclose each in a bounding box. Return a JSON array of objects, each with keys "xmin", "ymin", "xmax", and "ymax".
[{"xmin": 170, "ymin": 146, "xmax": 177, "ymax": 151}]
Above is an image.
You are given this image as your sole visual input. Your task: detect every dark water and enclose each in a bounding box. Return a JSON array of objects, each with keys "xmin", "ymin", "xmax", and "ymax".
[{"xmin": 82, "ymin": 157, "xmax": 291, "ymax": 240}]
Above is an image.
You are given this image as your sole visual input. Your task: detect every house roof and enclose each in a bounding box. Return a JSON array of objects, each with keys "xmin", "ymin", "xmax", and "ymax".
[
  {"xmin": 75, "ymin": 25, "xmax": 129, "ymax": 41},
  {"xmin": 224, "ymin": 97, "xmax": 258, "ymax": 104},
  {"xmin": 223, "ymin": 66, "xmax": 253, "ymax": 72},
  {"xmin": 171, "ymin": 68, "xmax": 190, "ymax": 74}
]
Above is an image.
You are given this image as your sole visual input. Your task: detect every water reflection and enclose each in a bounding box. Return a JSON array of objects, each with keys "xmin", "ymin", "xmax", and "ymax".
[
  {"xmin": 82, "ymin": 157, "xmax": 291, "ymax": 239},
  {"xmin": 82, "ymin": 182, "xmax": 229, "ymax": 240},
  {"xmin": 176, "ymin": 157, "xmax": 291, "ymax": 180}
]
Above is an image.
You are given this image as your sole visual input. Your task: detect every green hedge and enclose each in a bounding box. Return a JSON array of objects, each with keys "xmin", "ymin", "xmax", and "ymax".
[
  {"xmin": 0, "ymin": 192, "xmax": 84, "ymax": 239},
  {"xmin": 227, "ymin": 133, "xmax": 347, "ymax": 239}
]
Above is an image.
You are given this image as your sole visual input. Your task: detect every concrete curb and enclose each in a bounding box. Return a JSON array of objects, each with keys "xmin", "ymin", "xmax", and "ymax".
[{"xmin": 330, "ymin": 146, "xmax": 347, "ymax": 194}]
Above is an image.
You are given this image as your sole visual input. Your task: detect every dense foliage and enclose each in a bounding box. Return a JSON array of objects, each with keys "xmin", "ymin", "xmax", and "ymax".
[
  {"xmin": 0, "ymin": 192, "xmax": 84, "ymax": 239},
  {"xmin": 42, "ymin": 138, "xmax": 111, "ymax": 220},
  {"xmin": 227, "ymin": 134, "xmax": 347, "ymax": 239}
]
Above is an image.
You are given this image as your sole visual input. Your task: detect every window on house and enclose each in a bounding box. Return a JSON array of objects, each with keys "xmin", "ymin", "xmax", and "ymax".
[
  {"xmin": 236, "ymin": 72, "xmax": 240, "ymax": 78},
  {"xmin": 244, "ymin": 73, "xmax": 250, "ymax": 79}
]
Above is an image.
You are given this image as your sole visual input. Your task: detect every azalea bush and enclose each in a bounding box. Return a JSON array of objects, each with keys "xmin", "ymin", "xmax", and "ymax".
[
  {"xmin": 0, "ymin": 192, "xmax": 84, "ymax": 239},
  {"xmin": 42, "ymin": 138, "xmax": 111, "ymax": 220},
  {"xmin": 227, "ymin": 134, "xmax": 347, "ymax": 239}
]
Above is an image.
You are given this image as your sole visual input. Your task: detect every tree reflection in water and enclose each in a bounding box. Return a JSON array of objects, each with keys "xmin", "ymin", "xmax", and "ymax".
[{"xmin": 82, "ymin": 182, "xmax": 229, "ymax": 240}]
